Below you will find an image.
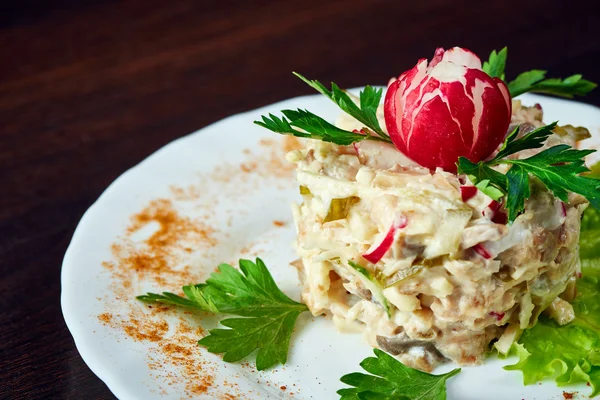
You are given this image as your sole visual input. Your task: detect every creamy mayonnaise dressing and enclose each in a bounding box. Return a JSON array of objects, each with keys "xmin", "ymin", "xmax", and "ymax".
[{"xmin": 289, "ymin": 101, "xmax": 588, "ymax": 371}]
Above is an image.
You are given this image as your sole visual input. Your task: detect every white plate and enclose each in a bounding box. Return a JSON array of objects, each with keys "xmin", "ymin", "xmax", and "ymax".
[{"xmin": 62, "ymin": 92, "xmax": 600, "ymax": 400}]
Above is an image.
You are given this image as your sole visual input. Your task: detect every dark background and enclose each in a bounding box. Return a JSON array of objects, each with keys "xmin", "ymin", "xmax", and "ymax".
[{"xmin": 1, "ymin": 0, "xmax": 599, "ymax": 399}]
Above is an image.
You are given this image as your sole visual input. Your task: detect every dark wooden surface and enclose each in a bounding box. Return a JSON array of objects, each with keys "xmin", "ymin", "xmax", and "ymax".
[{"xmin": 1, "ymin": 1, "xmax": 599, "ymax": 399}]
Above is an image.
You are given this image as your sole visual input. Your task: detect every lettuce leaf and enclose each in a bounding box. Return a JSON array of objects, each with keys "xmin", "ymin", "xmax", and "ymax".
[
  {"xmin": 505, "ymin": 163, "xmax": 600, "ymax": 396},
  {"xmin": 582, "ymin": 162, "xmax": 600, "ymax": 262},
  {"xmin": 504, "ymin": 267, "xmax": 600, "ymax": 396},
  {"xmin": 581, "ymin": 206, "xmax": 600, "ymax": 261}
]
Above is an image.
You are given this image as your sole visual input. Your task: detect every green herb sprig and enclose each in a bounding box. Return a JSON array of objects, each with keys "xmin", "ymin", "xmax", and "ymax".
[
  {"xmin": 255, "ymin": 74, "xmax": 393, "ymax": 146},
  {"xmin": 483, "ymin": 47, "xmax": 597, "ymax": 98},
  {"xmin": 255, "ymin": 109, "xmax": 389, "ymax": 145},
  {"xmin": 137, "ymin": 284, "xmax": 218, "ymax": 312},
  {"xmin": 293, "ymin": 72, "xmax": 389, "ymax": 140},
  {"xmin": 482, "ymin": 46, "xmax": 507, "ymax": 80},
  {"xmin": 338, "ymin": 349, "xmax": 460, "ymax": 400},
  {"xmin": 138, "ymin": 258, "xmax": 308, "ymax": 370},
  {"xmin": 458, "ymin": 122, "xmax": 600, "ymax": 222},
  {"xmin": 508, "ymin": 71, "xmax": 597, "ymax": 98}
]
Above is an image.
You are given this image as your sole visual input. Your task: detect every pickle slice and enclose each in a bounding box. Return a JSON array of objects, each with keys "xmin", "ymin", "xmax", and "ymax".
[
  {"xmin": 299, "ymin": 185, "xmax": 311, "ymax": 195},
  {"xmin": 323, "ymin": 196, "xmax": 360, "ymax": 223}
]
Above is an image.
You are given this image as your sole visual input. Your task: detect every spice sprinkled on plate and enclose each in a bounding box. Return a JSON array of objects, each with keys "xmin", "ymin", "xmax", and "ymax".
[{"xmin": 94, "ymin": 136, "xmax": 298, "ymax": 398}]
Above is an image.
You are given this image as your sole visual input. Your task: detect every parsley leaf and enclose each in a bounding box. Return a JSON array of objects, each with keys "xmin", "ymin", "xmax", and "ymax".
[
  {"xmin": 504, "ymin": 165, "xmax": 530, "ymax": 222},
  {"xmin": 455, "ymin": 157, "xmax": 507, "ymax": 200},
  {"xmin": 505, "ymin": 146, "xmax": 599, "ymax": 206},
  {"xmin": 293, "ymin": 72, "xmax": 388, "ymax": 139},
  {"xmin": 492, "ymin": 123, "xmax": 556, "ymax": 161},
  {"xmin": 458, "ymin": 123, "xmax": 600, "ymax": 223},
  {"xmin": 137, "ymin": 284, "xmax": 218, "ymax": 312},
  {"xmin": 255, "ymin": 73, "xmax": 393, "ymax": 146},
  {"xmin": 506, "ymin": 70, "xmax": 547, "ymax": 97},
  {"xmin": 197, "ymin": 259, "xmax": 308, "ymax": 370},
  {"xmin": 529, "ymin": 74, "xmax": 598, "ymax": 98},
  {"xmin": 508, "ymin": 71, "xmax": 597, "ymax": 98},
  {"xmin": 482, "ymin": 47, "xmax": 507, "ymax": 80},
  {"xmin": 338, "ymin": 349, "xmax": 460, "ymax": 400},
  {"xmin": 255, "ymin": 109, "xmax": 390, "ymax": 146},
  {"xmin": 138, "ymin": 258, "xmax": 308, "ymax": 370}
]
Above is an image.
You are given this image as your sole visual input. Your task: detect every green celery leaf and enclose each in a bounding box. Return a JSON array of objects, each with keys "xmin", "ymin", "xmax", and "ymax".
[
  {"xmin": 338, "ymin": 349, "xmax": 460, "ymax": 400},
  {"xmin": 293, "ymin": 72, "xmax": 388, "ymax": 138},
  {"xmin": 198, "ymin": 258, "xmax": 308, "ymax": 370},
  {"xmin": 482, "ymin": 47, "xmax": 508, "ymax": 80}
]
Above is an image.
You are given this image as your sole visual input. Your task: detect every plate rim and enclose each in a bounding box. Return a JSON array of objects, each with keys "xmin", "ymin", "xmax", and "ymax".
[
  {"xmin": 60, "ymin": 91, "xmax": 331, "ymax": 400},
  {"xmin": 61, "ymin": 91, "xmax": 600, "ymax": 400}
]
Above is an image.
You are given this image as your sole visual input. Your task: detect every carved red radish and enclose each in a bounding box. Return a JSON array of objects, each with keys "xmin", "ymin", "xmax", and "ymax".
[{"xmin": 384, "ymin": 47, "xmax": 511, "ymax": 172}]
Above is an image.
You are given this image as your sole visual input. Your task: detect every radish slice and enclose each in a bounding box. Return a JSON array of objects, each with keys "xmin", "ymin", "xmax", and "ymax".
[
  {"xmin": 363, "ymin": 214, "xmax": 408, "ymax": 264},
  {"xmin": 473, "ymin": 243, "xmax": 492, "ymax": 259},
  {"xmin": 483, "ymin": 200, "xmax": 508, "ymax": 225},
  {"xmin": 460, "ymin": 186, "xmax": 478, "ymax": 202},
  {"xmin": 489, "ymin": 311, "xmax": 505, "ymax": 321},
  {"xmin": 561, "ymin": 202, "xmax": 567, "ymax": 217}
]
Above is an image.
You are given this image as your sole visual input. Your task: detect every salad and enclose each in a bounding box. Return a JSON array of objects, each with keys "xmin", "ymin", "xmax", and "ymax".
[{"xmin": 139, "ymin": 46, "xmax": 600, "ymax": 399}]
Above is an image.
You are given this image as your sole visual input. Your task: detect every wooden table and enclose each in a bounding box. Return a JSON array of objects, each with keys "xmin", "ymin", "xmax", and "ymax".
[{"xmin": 1, "ymin": 0, "xmax": 599, "ymax": 398}]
